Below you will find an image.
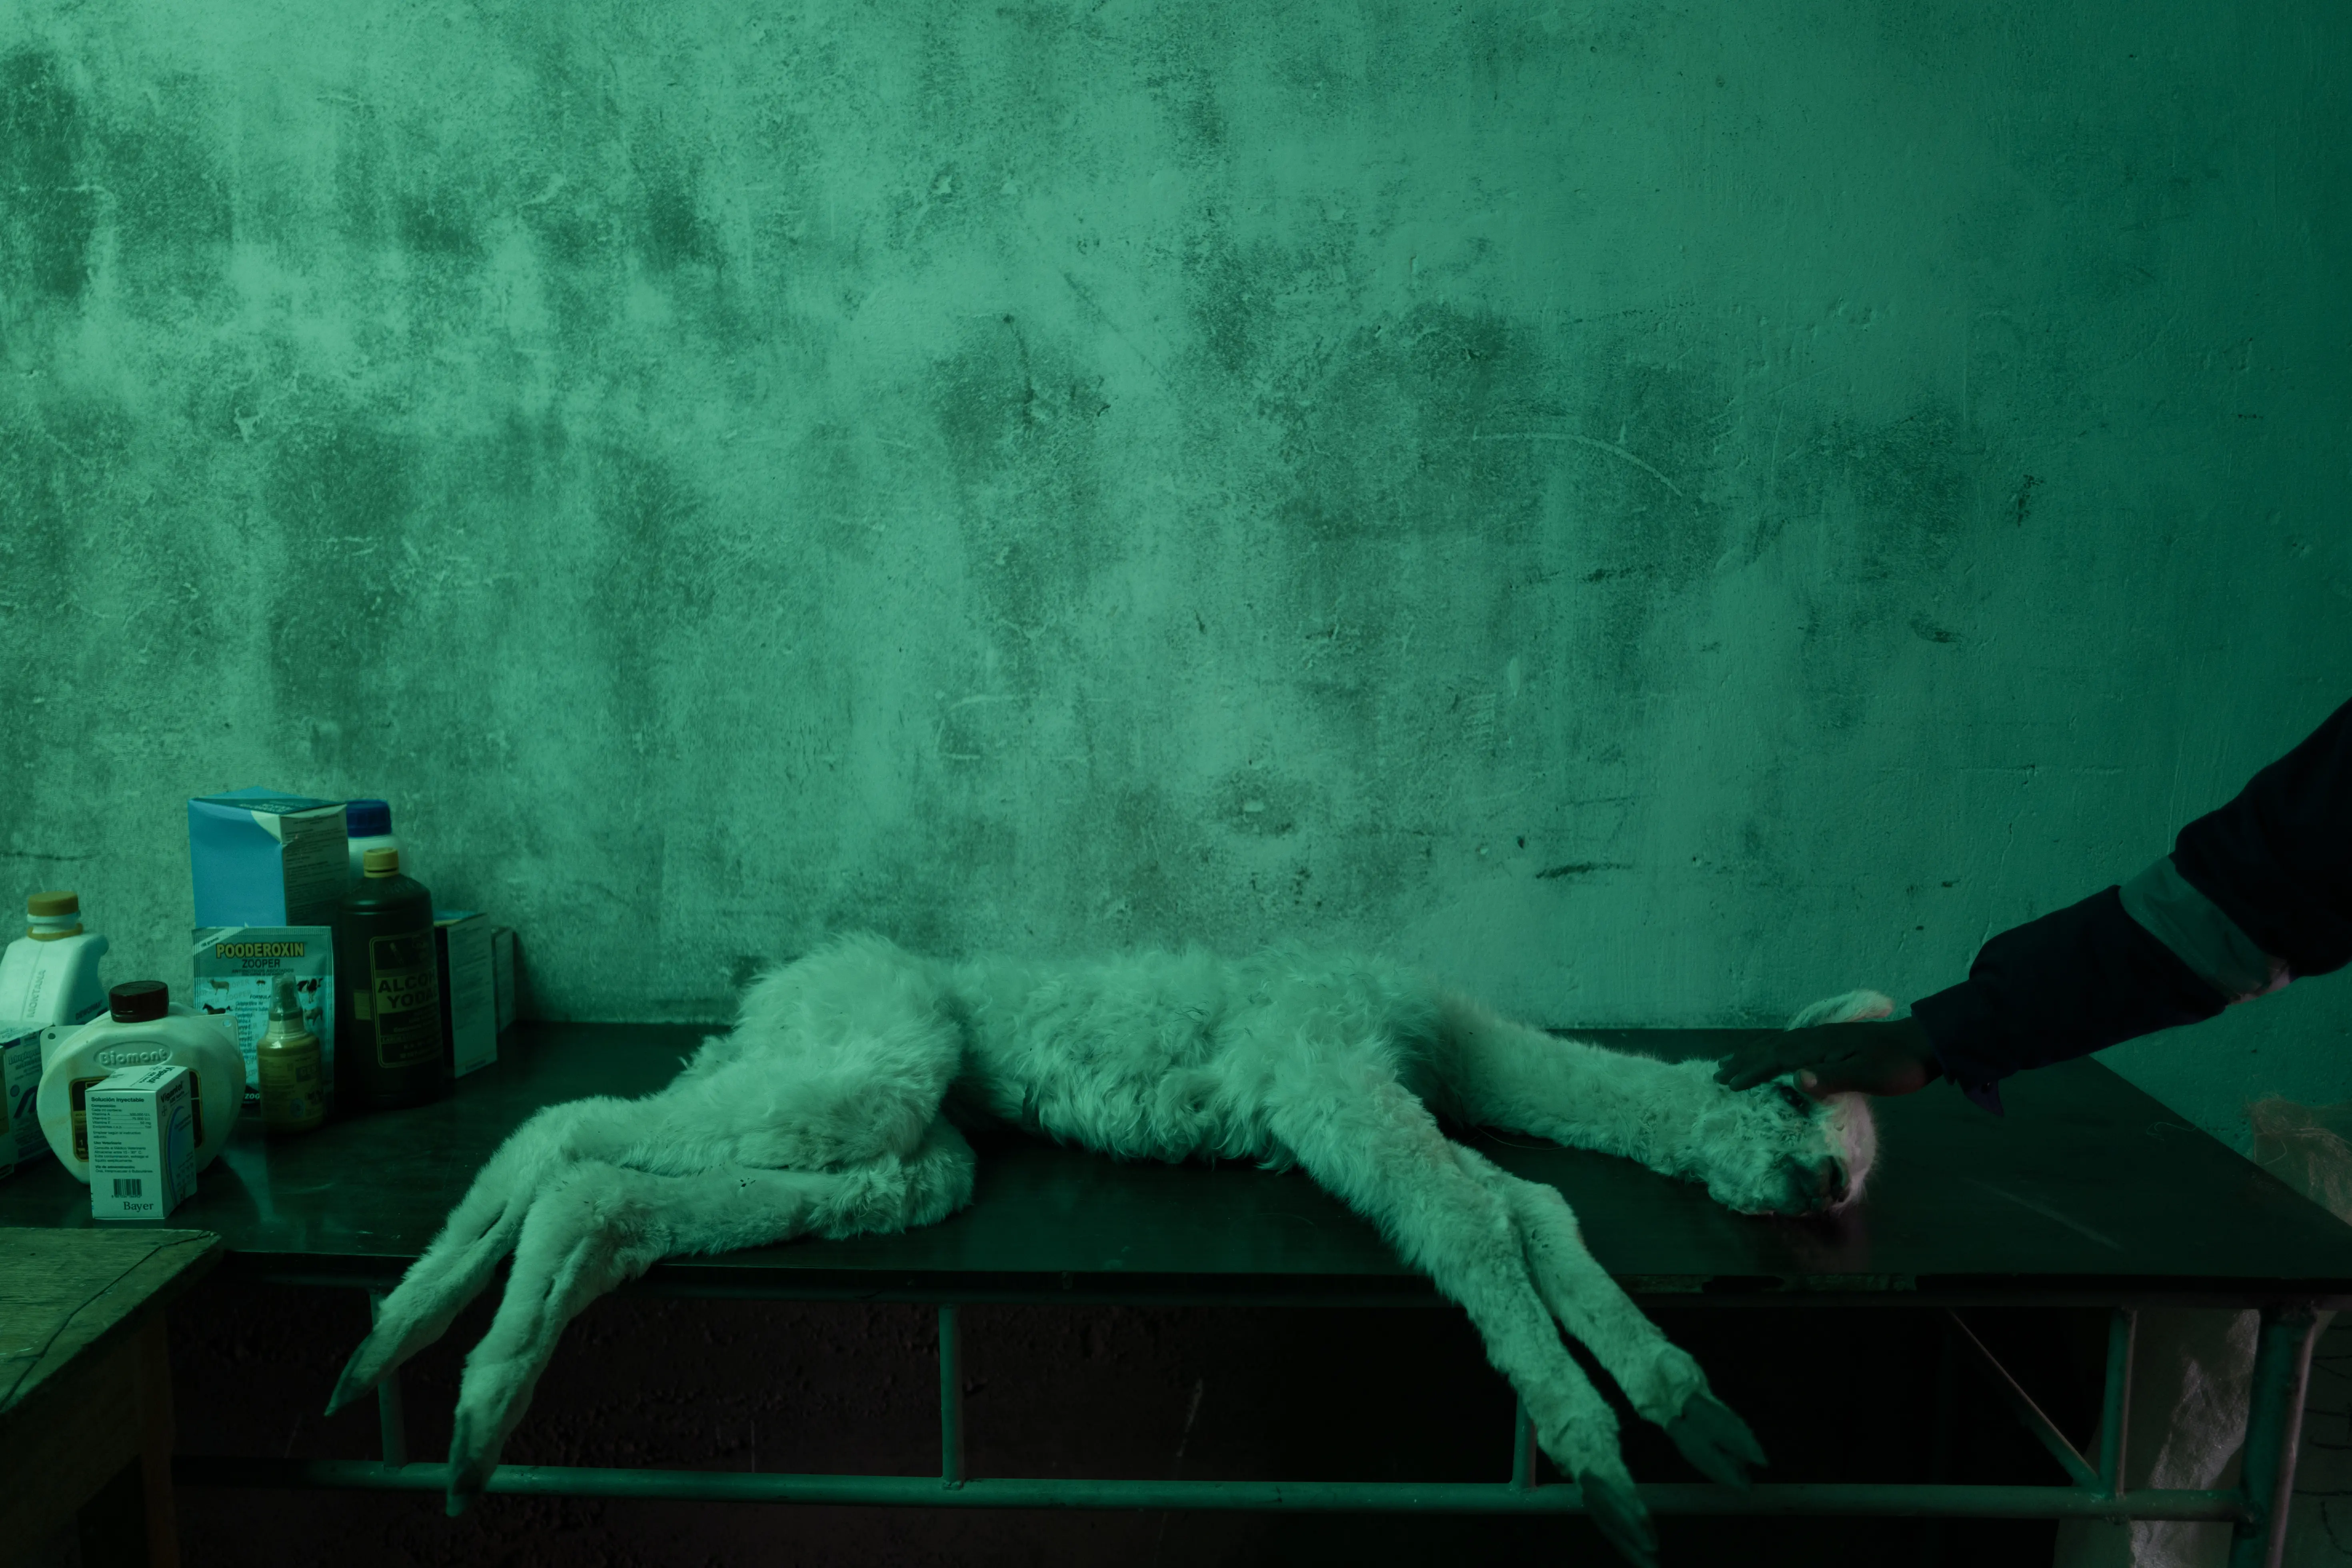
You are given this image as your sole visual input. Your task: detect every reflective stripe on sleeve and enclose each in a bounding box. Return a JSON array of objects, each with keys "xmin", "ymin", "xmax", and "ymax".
[{"xmin": 2118, "ymin": 855, "xmax": 2292, "ymax": 1004}]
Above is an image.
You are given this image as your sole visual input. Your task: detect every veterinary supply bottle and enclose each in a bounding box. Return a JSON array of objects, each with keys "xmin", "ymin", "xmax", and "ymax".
[
  {"xmin": 334, "ymin": 847, "xmax": 447, "ymax": 1110},
  {"xmin": 37, "ymin": 981, "xmax": 245, "ymax": 1184},
  {"xmin": 345, "ymin": 799, "xmax": 403, "ymax": 889},
  {"xmin": 256, "ymin": 974, "xmax": 326, "ymax": 1134},
  {"xmin": 0, "ymin": 891, "xmax": 110, "ymax": 1027}
]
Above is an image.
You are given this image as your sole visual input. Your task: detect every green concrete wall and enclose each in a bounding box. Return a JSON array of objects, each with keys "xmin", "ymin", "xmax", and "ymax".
[{"xmin": 3, "ymin": 1, "xmax": 2345, "ymax": 1146}]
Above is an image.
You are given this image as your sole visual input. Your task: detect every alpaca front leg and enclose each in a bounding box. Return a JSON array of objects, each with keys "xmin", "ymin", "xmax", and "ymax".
[
  {"xmin": 1438, "ymin": 994, "xmax": 1876, "ymax": 1215},
  {"xmin": 1455, "ymin": 1148, "xmax": 1764, "ymax": 1488},
  {"xmin": 1269, "ymin": 1078, "xmax": 1659, "ymax": 1568}
]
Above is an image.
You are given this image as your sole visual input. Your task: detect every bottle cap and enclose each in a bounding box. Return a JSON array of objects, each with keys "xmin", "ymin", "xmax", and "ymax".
[
  {"xmin": 363, "ymin": 847, "xmax": 401, "ymax": 877},
  {"xmin": 26, "ymin": 890, "xmax": 82, "ymax": 941},
  {"xmin": 109, "ymin": 981, "xmax": 169, "ymax": 1023},
  {"xmin": 346, "ymin": 799, "xmax": 393, "ymax": 837}
]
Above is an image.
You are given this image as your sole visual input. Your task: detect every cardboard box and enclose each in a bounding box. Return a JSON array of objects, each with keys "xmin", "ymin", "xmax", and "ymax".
[
  {"xmin": 86, "ymin": 1064, "xmax": 198, "ymax": 1220},
  {"xmin": 189, "ymin": 789, "xmax": 349, "ymax": 928},
  {"xmin": 492, "ymin": 926, "xmax": 518, "ymax": 1033},
  {"xmin": 436, "ymin": 911, "xmax": 497, "ymax": 1078},
  {"xmin": 191, "ymin": 927, "xmax": 335, "ymax": 1107},
  {"xmin": 1, "ymin": 1020, "xmax": 41, "ymax": 1173}
]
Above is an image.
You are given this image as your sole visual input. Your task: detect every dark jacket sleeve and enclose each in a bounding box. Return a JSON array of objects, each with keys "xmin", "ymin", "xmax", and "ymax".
[
  {"xmin": 2171, "ymin": 697, "xmax": 2352, "ymax": 982},
  {"xmin": 1909, "ymin": 697, "xmax": 2352, "ymax": 1113}
]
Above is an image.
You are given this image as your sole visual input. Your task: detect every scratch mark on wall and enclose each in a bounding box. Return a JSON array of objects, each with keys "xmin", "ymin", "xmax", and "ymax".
[
  {"xmin": 1471, "ymin": 431, "xmax": 1687, "ymax": 499},
  {"xmin": 1535, "ymin": 861, "xmax": 1630, "ymax": 880},
  {"xmin": 1060, "ymin": 268, "xmax": 1165, "ymax": 384}
]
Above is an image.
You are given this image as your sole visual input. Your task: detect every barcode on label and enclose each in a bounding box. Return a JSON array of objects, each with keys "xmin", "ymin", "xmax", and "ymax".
[{"xmin": 112, "ymin": 1177, "xmax": 143, "ymax": 1197}]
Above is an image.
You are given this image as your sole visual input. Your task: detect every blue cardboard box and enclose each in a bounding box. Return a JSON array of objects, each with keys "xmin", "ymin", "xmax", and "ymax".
[{"xmin": 188, "ymin": 789, "xmax": 350, "ymax": 928}]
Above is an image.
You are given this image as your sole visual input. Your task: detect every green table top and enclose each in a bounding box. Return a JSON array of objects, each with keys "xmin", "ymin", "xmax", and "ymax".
[{"xmin": 1, "ymin": 1023, "xmax": 2346, "ymax": 1307}]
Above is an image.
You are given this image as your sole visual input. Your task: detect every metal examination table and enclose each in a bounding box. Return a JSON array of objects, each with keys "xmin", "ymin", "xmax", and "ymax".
[{"xmin": 4, "ymin": 1023, "xmax": 2349, "ymax": 1566}]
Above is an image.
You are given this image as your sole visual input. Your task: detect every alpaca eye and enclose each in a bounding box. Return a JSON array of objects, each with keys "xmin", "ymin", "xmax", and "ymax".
[{"xmin": 1774, "ymin": 1083, "xmax": 1812, "ymax": 1115}]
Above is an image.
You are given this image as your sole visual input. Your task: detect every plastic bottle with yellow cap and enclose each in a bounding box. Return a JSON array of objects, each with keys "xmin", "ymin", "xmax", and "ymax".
[
  {"xmin": 0, "ymin": 890, "xmax": 110, "ymax": 1027},
  {"xmin": 0, "ymin": 892, "xmax": 112, "ymax": 1165}
]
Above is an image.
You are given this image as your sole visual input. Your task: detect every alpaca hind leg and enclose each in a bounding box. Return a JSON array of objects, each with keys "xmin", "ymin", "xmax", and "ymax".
[
  {"xmin": 1454, "ymin": 1148, "xmax": 1764, "ymax": 1488},
  {"xmin": 1437, "ymin": 993, "xmax": 1875, "ymax": 1216},
  {"xmin": 336, "ymin": 945, "xmax": 962, "ymax": 1413},
  {"xmin": 328, "ymin": 1093, "xmax": 677, "ymax": 1413},
  {"xmin": 445, "ymin": 1119, "xmax": 976, "ymax": 1510},
  {"xmin": 1268, "ymin": 1077, "xmax": 1658, "ymax": 1568}
]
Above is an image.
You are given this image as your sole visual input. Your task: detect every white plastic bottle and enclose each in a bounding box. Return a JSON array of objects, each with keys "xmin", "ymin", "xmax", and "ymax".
[
  {"xmin": 344, "ymin": 799, "xmax": 404, "ymax": 888},
  {"xmin": 0, "ymin": 891, "xmax": 110, "ymax": 1026},
  {"xmin": 39, "ymin": 981, "xmax": 246, "ymax": 1183},
  {"xmin": 0, "ymin": 891, "xmax": 108, "ymax": 1169}
]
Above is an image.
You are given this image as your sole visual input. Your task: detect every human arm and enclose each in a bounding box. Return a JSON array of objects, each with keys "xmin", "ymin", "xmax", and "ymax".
[
  {"xmin": 1715, "ymin": 1017, "xmax": 1943, "ymax": 1096},
  {"xmin": 1717, "ymin": 697, "xmax": 2350, "ymax": 1108}
]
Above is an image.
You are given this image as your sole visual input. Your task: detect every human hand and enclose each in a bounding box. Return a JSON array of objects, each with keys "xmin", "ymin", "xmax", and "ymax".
[{"xmin": 1713, "ymin": 1018, "xmax": 1942, "ymax": 1098}]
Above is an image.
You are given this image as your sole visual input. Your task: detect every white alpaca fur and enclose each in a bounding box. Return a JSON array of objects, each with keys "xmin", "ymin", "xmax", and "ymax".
[{"xmin": 331, "ymin": 937, "xmax": 1877, "ymax": 1566}]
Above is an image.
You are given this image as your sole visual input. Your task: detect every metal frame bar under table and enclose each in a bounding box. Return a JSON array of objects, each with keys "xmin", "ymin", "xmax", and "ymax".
[
  {"xmin": 128, "ymin": 1028, "xmax": 2352, "ymax": 1558},
  {"xmin": 172, "ymin": 1294, "xmax": 2333, "ymax": 1564}
]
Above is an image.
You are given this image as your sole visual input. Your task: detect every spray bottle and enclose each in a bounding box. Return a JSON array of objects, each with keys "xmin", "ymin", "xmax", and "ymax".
[{"xmin": 257, "ymin": 974, "xmax": 326, "ymax": 1133}]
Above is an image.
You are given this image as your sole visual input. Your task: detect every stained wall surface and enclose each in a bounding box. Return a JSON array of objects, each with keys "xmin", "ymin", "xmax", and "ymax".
[{"xmin": 3, "ymin": 1, "xmax": 2347, "ymax": 1145}]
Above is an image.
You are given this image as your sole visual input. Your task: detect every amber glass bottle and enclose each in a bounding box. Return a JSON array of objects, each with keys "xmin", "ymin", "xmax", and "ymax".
[{"xmin": 333, "ymin": 847, "xmax": 447, "ymax": 1110}]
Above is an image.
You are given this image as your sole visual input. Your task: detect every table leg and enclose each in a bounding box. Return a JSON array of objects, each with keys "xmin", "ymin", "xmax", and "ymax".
[
  {"xmin": 1508, "ymin": 1398, "xmax": 1537, "ymax": 1491},
  {"xmin": 75, "ymin": 1456, "xmax": 147, "ymax": 1567},
  {"xmin": 2228, "ymin": 1303, "xmax": 2334, "ymax": 1568},
  {"xmin": 74, "ymin": 1314, "xmax": 179, "ymax": 1568},
  {"xmin": 939, "ymin": 1304, "xmax": 964, "ymax": 1490},
  {"xmin": 368, "ymin": 1292, "xmax": 408, "ymax": 1468},
  {"xmin": 2095, "ymin": 1308, "xmax": 2137, "ymax": 1503},
  {"xmin": 137, "ymin": 1313, "xmax": 180, "ymax": 1568},
  {"xmin": 1918, "ymin": 1314, "xmax": 1959, "ymax": 1568}
]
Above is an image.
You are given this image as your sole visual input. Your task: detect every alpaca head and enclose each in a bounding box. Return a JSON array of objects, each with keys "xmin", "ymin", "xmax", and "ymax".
[
  {"xmin": 1812, "ymin": 1089, "xmax": 1879, "ymax": 1208},
  {"xmin": 1781, "ymin": 987, "xmax": 1895, "ymax": 1209}
]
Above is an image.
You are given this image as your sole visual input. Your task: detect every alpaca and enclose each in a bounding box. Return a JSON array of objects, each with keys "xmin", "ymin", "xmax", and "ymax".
[{"xmin": 329, "ymin": 937, "xmax": 1881, "ymax": 1567}]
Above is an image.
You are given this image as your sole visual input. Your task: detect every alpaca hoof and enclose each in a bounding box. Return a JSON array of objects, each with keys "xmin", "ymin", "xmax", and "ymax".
[
  {"xmin": 446, "ymin": 1412, "xmax": 497, "ymax": 1514},
  {"xmin": 1577, "ymin": 1465, "xmax": 1657, "ymax": 1568},
  {"xmin": 446, "ymin": 1467, "xmax": 490, "ymax": 1515},
  {"xmin": 1665, "ymin": 1388, "xmax": 1765, "ymax": 1490},
  {"xmin": 324, "ymin": 1342, "xmax": 378, "ymax": 1418}
]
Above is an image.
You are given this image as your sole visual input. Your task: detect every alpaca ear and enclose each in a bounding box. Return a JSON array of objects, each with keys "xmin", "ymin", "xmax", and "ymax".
[{"xmin": 1783, "ymin": 989, "xmax": 1897, "ymax": 1030}]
